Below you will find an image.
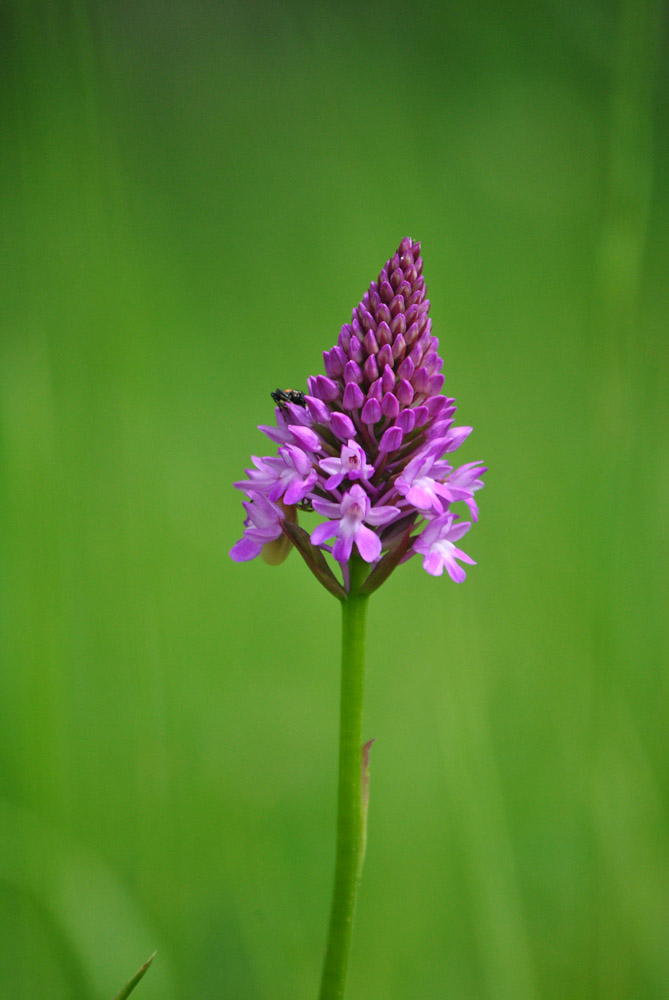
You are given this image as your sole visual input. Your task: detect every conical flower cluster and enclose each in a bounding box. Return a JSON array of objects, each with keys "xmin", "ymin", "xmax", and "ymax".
[{"xmin": 230, "ymin": 238, "xmax": 485, "ymax": 598}]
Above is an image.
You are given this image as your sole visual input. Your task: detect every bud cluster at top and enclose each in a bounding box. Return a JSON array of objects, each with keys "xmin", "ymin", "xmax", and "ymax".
[{"xmin": 230, "ymin": 238, "xmax": 486, "ymax": 597}]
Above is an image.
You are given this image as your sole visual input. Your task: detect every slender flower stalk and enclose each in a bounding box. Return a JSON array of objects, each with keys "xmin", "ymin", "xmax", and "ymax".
[
  {"xmin": 319, "ymin": 555, "xmax": 369, "ymax": 1000},
  {"xmin": 230, "ymin": 238, "xmax": 486, "ymax": 997}
]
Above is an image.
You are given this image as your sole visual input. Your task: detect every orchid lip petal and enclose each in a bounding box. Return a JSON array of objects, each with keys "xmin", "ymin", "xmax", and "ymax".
[{"xmin": 355, "ymin": 524, "xmax": 382, "ymax": 562}]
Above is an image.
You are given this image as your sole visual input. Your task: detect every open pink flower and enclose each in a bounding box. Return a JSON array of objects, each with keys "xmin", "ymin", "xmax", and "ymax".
[
  {"xmin": 412, "ymin": 514, "xmax": 476, "ymax": 581},
  {"xmin": 395, "ymin": 453, "xmax": 456, "ymax": 513},
  {"xmin": 229, "ymin": 491, "xmax": 285, "ymax": 562},
  {"xmin": 311, "ymin": 485, "xmax": 399, "ymax": 563},
  {"xmin": 319, "ymin": 440, "xmax": 374, "ymax": 490},
  {"xmin": 235, "ymin": 444, "xmax": 317, "ymax": 505}
]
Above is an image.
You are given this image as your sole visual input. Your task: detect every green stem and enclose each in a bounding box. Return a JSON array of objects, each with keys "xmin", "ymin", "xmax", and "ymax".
[{"xmin": 318, "ymin": 557, "xmax": 370, "ymax": 1000}]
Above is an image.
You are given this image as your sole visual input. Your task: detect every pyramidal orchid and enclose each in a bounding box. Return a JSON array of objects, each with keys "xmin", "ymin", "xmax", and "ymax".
[{"xmin": 230, "ymin": 238, "xmax": 486, "ymax": 1000}]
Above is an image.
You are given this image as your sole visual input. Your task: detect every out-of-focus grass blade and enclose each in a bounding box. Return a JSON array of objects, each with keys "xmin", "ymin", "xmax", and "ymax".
[{"xmin": 112, "ymin": 953, "xmax": 156, "ymax": 1000}]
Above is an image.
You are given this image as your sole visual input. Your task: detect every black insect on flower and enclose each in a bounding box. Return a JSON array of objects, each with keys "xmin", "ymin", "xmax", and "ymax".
[{"xmin": 271, "ymin": 388, "xmax": 306, "ymax": 409}]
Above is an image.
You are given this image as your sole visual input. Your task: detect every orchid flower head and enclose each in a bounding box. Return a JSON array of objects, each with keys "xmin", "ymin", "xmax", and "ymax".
[{"xmin": 231, "ymin": 238, "xmax": 485, "ymax": 596}]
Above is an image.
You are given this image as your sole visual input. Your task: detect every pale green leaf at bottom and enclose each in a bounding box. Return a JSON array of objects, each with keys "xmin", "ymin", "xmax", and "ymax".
[{"xmin": 112, "ymin": 952, "xmax": 156, "ymax": 1000}]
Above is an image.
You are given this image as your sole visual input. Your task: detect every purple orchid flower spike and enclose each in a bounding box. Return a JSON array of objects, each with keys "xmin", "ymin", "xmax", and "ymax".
[{"xmin": 230, "ymin": 237, "xmax": 486, "ymax": 595}]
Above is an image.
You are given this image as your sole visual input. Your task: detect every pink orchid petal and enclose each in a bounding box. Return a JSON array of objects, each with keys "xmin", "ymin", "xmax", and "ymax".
[
  {"xmin": 311, "ymin": 521, "xmax": 338, "ymax": 546},
  {"xmin": 447, "ymin": 521, "xmax": 472, "ymax": 543},
  {"xmin": 354, "ymin": 524, "xmax": 381, "ymax": 563},
  {"xmin": 229, "ymin": 537, "xmax": 263, "ymax": 562},
  {"xmin": 333, "ymin": 534, "xmax": 354, "ymax": 562},
  {"xmin": 366, "ymin": 504, "xmax": 401, "ymax": 526}
]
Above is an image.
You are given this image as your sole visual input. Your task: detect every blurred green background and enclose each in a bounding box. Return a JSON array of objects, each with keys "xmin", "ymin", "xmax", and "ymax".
[{"xmin": 1, "ymin": 0, "xmax": 668, "ymax": 997}]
